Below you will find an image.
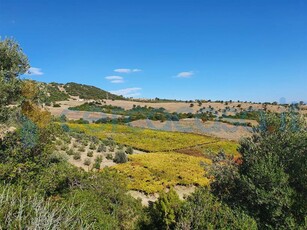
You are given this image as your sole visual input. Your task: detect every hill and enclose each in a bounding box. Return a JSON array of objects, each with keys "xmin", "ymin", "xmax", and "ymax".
[{"xmin": 33, "ymin": 81, "xmax": 124, "ymax": 104}]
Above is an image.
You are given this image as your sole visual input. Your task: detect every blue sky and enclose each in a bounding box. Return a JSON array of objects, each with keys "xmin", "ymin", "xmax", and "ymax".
[{"xmin": 1, "ymin": 0, "xmax": 306, "ymax": 102}]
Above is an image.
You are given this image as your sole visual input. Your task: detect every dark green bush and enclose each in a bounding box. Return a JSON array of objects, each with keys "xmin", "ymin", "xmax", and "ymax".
[{"xmin": 113, "ymin": 151, "xmax": 128, "ymax": 164}]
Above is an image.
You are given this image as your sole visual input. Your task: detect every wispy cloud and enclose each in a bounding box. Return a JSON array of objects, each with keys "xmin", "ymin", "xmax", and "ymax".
[
  {"xmin": 114, "ymin": 68, "xmax": 142, "ymax": 73},
  {"xmin": 110, "ymin": 87, "xmax": 142, "ymax": 97},
  {"xmin": 105, "ymin": 75, "xmax": 124, "ymax": 84},
  {"xmin": 110, "ymin": 79, "xmax": 124, "ymax": 83},
  {"xmin": 26, "ymin": 67, "xmax": 44, "ymax": 76},
  {"xmin": 176, "ymin": 71, "xmax": 194, "ymax": 78}
]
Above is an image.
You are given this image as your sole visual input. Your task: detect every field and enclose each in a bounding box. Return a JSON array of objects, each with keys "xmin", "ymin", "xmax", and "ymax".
[
  {"xmin": 129, "ymin": 119, "xmax": 253, "ymax": 141},
  {"xmin": 67, "ymin": 123, "xmax": 218, "ymax": 152},
  {"xmin": 177, "ymin": 140, "xmax": 240, "ymax": 158},
  {"xmin": 113, "ymin": 152, "xmax": 211, "ymax": 193},
  {"xmin": 66, "ymin": 123, "xmax": 240, "ymax": 194}
]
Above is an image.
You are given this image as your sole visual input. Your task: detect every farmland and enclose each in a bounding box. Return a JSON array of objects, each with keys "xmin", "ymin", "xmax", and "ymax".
[
  {"xmin": 67, "ymin": 123, "xmax": 218, "ymax": 152},
  {"xmin": 113, "ymin": 152, "xmax": 211, "ymax": 194}
]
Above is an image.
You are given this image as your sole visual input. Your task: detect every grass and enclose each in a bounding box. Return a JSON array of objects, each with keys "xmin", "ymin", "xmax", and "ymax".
[
  {"xmin": 177, "ymin": 140, "xmax": 240, "ymax": 158},
  {"xmin": 201, "ymin": 141, "xmax": 240, "ymax": 156},
  {"xmin": 113, "ymin": 152, "xmax": 211, "ymax": 194},
  {"xmin": 67, "ymin": 123, "xmax": 218, "ymax": 152}
]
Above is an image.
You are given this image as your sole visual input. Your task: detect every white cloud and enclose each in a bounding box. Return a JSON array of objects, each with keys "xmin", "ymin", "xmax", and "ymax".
[
  {"xmin": 26, "ymin": 67, "xmax": 44, "ymax": 76},
  {"xmin": 176, "ymin": 71, "xmax": 194, "ymax": 78},
  {"xmin": 110, "ymin": 79, "xmax": 124, "ymax": 84},
  {"xmin": 114, "ymin": 68, "xmax": 142, "ymax": 73},
  {"xmin": 105, "ymin": 76, "xmax": 123, "ymax": 80},
  {"xmin": 110, "ymin": 87, "xmax": 142, "ymax": 97},
  {"xmin": 132, "ymin": 68, "xmax": 142, "ymax": 72},
  {"xmin": 105, "ymin": 76, "xmax": 124, "ymax": 84}
]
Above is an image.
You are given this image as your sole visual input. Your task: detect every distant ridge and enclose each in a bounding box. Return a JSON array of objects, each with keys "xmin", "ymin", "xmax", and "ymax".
[
  {"xmin": 63, "ymin": 82, "xmax": 124, "ymax": 100},
  {"xmin": 28, "ymin": 81, "xmax": 124, "ymax": 103}
]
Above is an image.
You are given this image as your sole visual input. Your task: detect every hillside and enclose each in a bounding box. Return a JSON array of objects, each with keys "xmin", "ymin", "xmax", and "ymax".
[{"xmin": 36, "ymin": 81, "xmax": 124, "ymax": 104}]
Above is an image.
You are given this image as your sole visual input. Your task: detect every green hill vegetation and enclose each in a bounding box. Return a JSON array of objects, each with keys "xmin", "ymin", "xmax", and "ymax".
[{"xmin": 64, "ymin": 82, "xmax": 124, "ymax": 100}]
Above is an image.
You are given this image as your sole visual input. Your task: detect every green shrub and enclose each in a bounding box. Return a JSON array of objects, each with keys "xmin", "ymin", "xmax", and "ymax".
[
  {"xmin": 95, "ymin": 155, "xmax": 103, "ymax": 164},
  {"xmin": 78, "ymin": 146, "xmax": 85, "ymax": 152},
  {"xmin": 211, "ymin": 112, "xmax": 307, "ymax": 229},
  {"xmin": 0, "ymin": 185, "xmax": 90, "ymax": 229},
  {"xmin": 93, "ymin": 162, "xmax": 101, "ymax": 170},
  {"xmin": 147, "ymin": 188, "xmax": 182, "ymax": 229},
  {"xmin": 97, "ymin": 144, "xmax": 106, "ymax": 152},
  {"xmin": 60, "ymin": 145, "xmax": 68, "ymax": 151},
  {"xmin": 89, "ymin": 143, "xmax": 96, "ymax": 150},
  {"xmin": 66, "ymin": 149, "xmax": 74, "ymax": 156},
  {"xmin": 109, "ymin": 146, "xmax": 115, "ymax": 152},
  {"xmin": 106, "ymin": 153, "xmax": 113, "ymax": 160},
  {"xmin": 175, "ymin": 188, "xmax": 257, "ymax": 230},
  {"xmin": 125, "ymin": 146, "xmax": 134, "ymax": 155},
  {"xmin": 113, "ymin": 151, "xmax": 128, "ymax": 164},
  {"xmin": 55, "ymin": 139, "xmax": 62, "ymax": 146},
  {"xmin": 73, "ymin": 152, "xmax": 81, "ymax": 160},
  {"xmin": 84, "ymin": 158, "xmax": 91, "ymax": 166},
  {"xmin": 87, "ymin": 151, "xmax": 94, "ymax": 157}
]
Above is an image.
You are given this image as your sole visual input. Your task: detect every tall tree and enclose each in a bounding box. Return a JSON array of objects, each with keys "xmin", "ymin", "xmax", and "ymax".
[{"xmin": 0, "ymin": 38, "xmax": 29, "ymax": 121}]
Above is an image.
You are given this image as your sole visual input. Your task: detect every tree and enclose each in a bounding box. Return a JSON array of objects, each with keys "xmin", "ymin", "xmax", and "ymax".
[
  {"xmin": 0, "ymin": 38, "xmax": 29, "ymax": 122},
  {"xmin": 211, "ymin": 112, "xmax": 307, "ymax": 229},
  {"xmin": 176, "ymin": 188, "xmax": 257, "ymax": 230},
  {"xmin": 147, "ymin": 188, "xmax": 182, "ymax": 230}
]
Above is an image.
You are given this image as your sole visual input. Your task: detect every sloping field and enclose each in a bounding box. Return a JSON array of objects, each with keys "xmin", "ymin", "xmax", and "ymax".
[
  {"xmin": 113, "ymin": 152, "xmax": 211, "ymax": 194},
  {"xmin": 129, "ymin": 119, "xmax": 252, "ymax": 141},
  {"xmin": 67, "ymin": 123, "xmax": 218, "ymax": 152}
]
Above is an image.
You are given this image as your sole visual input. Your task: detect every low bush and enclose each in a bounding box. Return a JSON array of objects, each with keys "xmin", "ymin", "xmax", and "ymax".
[
  {"xmin": 106, "ymin": 153, "xmax": 113, "ymax": 160},
  {"xmin": 89, "ymin": 143, "xmax": 96, "ymax": 150},
  {"xmin": 87, "ymin": 151, "xmax": 94, "ymax": 157},
  {"xmin": 73, "ymin": 152, "xmax": 81, "ymax": 160},
  {"xmin": 66, "ymin": 149, "xmax": 74, "ymax": 156},
  {"xmin": 125, "ymin": 146, "xmax": 134, "ymax": 155},
  {"xmin": 97, "ymin": 144, "xmax": 106, "ymax": 152},
  {"xmin": 84, "ymin": 158, "xmax": 91, "ymax": 166},
  {"xmin": 113, "ymin": 151, "xmax": 128, "ymax": 164}
]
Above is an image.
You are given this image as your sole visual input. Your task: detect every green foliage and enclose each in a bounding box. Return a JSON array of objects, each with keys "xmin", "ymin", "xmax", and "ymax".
[
  {"xmin": 63, "ymin": 170, "xmax": 144, "ymax": 229},
  {"xmin": 78, "ymin": 146, "xmax": 85, "ymax": 152},
  {"xmin": 175, "ymin": 188, "xmax": 257, "ymax": 230},
  {"xmin": 87, "ymin": 151, "xmax": 94, "ymax": 157},
  {"xmin": 113, "ymin": 150, "xmax": 128, "ymax": 164},
  {"xmin": 0, "ymin": 121, "xmax": 62, "ymax": 185},
  {"xmin": 84, "ymin": 158, "xmax": 91, "ymax": 166},
  {"xmin": 211, "ymin": 112, "xmax": 307, "ymax": 229},
  {"xmin": 64, "ymin": 82, "xmax": 123, "ymax": 100},
  {"xmin": 97, "ymin": 143, "xmax": 106, "ymax": 152},
  {"xmin": 146, "ymin": 188, "xmax": 182, "ymax": 230},
  {"xmin": 0, "ymin": 185, "xmax": 90, "ymax": 229},
  {"xmin": 73, "ymin": 152, "xmax": 81, "ymax": 160},
  {"xmin": 126, "ymin": 146, "xmax": 134, "ymax": 154},
  {"xmin": 106, "ymin": 153, "xmax": 113, "ymax": 160},
  {"xmin": 93, "ymin": 155, "xmax": 103, "ymax": 169},
  {"xmin": 45, "ymin": 84, "xmax": 69, "ymax": 102},
  {"xmin": 89, "ymin": 142, "xmax": 96, "ymax": 150},
  {"xmin": 0, "ymin": 38, "xmax": 29, "ymax": 122}
]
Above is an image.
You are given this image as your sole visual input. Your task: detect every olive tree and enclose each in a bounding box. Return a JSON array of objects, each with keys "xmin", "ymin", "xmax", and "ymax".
[{"xmin": 0, "ymin": 38, "xmax": 29, "ymax": 121}]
